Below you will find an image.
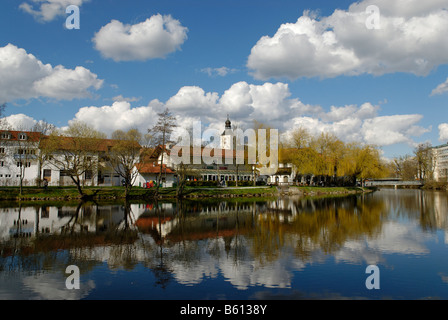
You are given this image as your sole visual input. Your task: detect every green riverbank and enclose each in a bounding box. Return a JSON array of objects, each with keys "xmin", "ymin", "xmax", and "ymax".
[{"xmin": 0, "ymin": 185, "xmax": 372, "ymax": 202}]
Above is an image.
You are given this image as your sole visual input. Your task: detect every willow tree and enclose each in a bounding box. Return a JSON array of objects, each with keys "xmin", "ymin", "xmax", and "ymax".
[
  {"xmin": 311, "ymin": 132, "xmax": 345, "ymax": 182},
  {"xmin": 286, "ymin": 127, "xmax": 317, "ymax": 177},
  {"xmin": 341, "ymin": 143, "xmax": 386, "ymax": 186},
  {"xmin": 298, "ymin": 131, "xmax": 344, "ymax": 184}
]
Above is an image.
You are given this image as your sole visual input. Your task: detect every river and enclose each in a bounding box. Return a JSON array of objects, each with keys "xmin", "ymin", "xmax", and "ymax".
[{"xmin": 0, "ymin": 188, "xmax": 447, "ymax": 300}]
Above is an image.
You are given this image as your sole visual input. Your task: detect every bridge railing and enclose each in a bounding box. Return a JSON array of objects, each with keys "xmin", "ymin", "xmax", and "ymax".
[{"xmin": 365, "ymin": 180, "xmax": 423, "ymax": 186}]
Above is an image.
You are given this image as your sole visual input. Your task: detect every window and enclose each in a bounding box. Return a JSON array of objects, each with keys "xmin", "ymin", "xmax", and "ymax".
[
  {"xmin": 85, "ymin": 170, "xmax": 93, "ymax": 179},
  {"xmin": 0, "ymin": 148, "xmax": 4, "ymax": 154},
  {"xmin": 18, "ymin": 133, "xmax": 27, "ymax": 140},
  {"xmin": 17, "ymin": 162, "xmax": 31, "ymax": 168},
  {"xmin": 1, "ymin": 133, "xmax": 11, "ymax": 139},
  {"xmin": 60, "ymin": 170, "xmax": 70, "ymax": 177},
  {"xmin": 0, "ymin": 161, "xmax": 3, "ymax": 167},
  {"xmin": 43, "ymin": 169, "xmax": 51, "ymax": 178},
  {"xmin": 17, "ymin": 149, "xmax": 35, "ymax": 155}
]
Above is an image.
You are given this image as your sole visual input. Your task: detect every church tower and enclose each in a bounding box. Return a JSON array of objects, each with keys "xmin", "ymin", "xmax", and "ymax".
[{"xmin": 220, "ymin": 115, "xmax": 233, "ymax": 150}]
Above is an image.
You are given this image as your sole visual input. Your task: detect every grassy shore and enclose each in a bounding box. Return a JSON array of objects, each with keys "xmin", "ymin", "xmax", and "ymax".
[{"xmin": 0, "ymin": 185, "xmax": 371, "ymax": 202}]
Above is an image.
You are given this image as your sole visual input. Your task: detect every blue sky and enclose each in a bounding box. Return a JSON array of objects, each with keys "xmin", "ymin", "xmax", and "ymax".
[{"xmin": 1, "ymin": 0, "xmax": 448, "ymax": 159}]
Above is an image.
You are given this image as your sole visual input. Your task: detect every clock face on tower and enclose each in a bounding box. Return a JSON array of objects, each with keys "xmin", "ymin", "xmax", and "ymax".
[{"xmin": 221, "ymin": 135, "xmax": 231, "ymax": 150}]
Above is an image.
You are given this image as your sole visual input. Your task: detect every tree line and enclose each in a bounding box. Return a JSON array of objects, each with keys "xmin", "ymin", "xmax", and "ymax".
[
  {"xmin": 386, "ymin": 142, "xmax": 434, "ymax": 183},
  {"xmin": 0, "ymin": 103, "xmax": 437, "ymax": 198},
  {"xmin": 280, "ymin": 127, "xmax": 438, "ymax": 186},
  {"xmin": 279, "ymin": 127, "xmax": 388, "ymax": 186}
]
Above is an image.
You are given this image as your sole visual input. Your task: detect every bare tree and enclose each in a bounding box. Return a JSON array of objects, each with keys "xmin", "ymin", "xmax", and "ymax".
[
  {"xmin": 43, "ymin": 121, "xmax": 106, "ymax": 197},
  {"xmin": 107, "ymin": 128, "xmax": 143, "ymax": 198},
  {"xmin": 414, "ymin": 142, "xmax": 433, "ymax": 182},
  {"xmin": 32, "ymin": 120, "xmax": 56, "ymax": 187},
  {"xmin": 148, "ymin": 108, "xmax": 177, "ymax": 196}
]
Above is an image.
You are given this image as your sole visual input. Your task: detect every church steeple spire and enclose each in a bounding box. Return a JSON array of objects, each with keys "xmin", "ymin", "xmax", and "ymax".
[
  {"xmin": 225, "ymin": 114, "xmax": 231, "ymax": 129},
  {"xmin": 221, "ymin": 115, "xmax": 233, "ymax": 150}
]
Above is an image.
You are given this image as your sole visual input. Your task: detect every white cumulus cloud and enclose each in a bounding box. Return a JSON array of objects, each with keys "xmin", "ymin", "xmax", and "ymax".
[
  {"xmin": 93, "ymin": 14, "xmax": 188, "ymax": 62},
  {"xmin": 361, "ymin": 114, "xmax": 429, "ymax": 146},
  {"xmin": 66, "ymin": 81, "xmax": 429, "ymax": 148},
  {"xmin": 70, "ymin": 100, "xmax": 164, "ymax": 136},
  {"xmin": 284, "ymin": 103, "xmax": 429, "ymax": 147},
  {"xmin": 1, "ymin": 114, "xmax": 39, "ymax": 130},
  {"xmin": 0, "ymin": 44, "xmax": 103, "ymax": 104},
  {"xmin": 247, "ymin": 0, "xmax": 448, "ymax": 80}
]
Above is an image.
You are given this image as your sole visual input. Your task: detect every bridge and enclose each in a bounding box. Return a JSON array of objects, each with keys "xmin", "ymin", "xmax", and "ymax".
[{"xmin": 364, "ymin": 178, "xmax": 423, "ymax": 188}]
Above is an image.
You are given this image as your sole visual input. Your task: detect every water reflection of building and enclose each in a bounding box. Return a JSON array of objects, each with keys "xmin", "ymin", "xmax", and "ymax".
[
  {"xmin": 0, "ymin": 204, "xmax": 149, "ymax": 242},
  {"xmin": 432, "ymin": 192, "xmax": 448, "ymax": 244},
  {"xmin": 135, "ymin": 201, "xmax": 258, "ymax": 243},
  {"xmin": 133, "ymin": 197, "xmax": 366, "ymax": 244}
]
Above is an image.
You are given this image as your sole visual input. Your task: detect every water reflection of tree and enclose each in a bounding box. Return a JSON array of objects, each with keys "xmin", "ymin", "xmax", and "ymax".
[
  {"xmin": 106, "ymin": 200, "xmax": 141, "ymax": 271},
  {"xmin": 375, "ymin": 189, "xmax": 448, "ymax": 232},
  {"xmin": 252, "ymin": 210, "xmax": 284, "ymax": 265},
  {"xmin": 0, "ymin": 195, "xmax": 394, "ymax": 290},
  {"xmin": 251, "ymin": 195, "xmax": 386, "ymax": 263},
  {"xmin": 227, "ymin": 201, "xmax": 249, "ymax": 267},
  {"xmin": 150, "ymin": 198, "xmax": 174, "ymax": 289}
]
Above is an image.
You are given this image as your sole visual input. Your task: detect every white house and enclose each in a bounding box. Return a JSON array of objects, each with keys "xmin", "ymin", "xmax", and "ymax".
[
  {"xmin": 132, "ymin": 162, "xmax": 176, "ymax": 188},
  {"xmin": 266, "ymin": 163, "xmax": 296, "ymax": 185},
  {"xmin": 0, "ymin": 129, "xmax": 138, "ymax": 187},
  {"xmin": 0, "ymin": 130, "xmax": 41, "ymax": 186}
]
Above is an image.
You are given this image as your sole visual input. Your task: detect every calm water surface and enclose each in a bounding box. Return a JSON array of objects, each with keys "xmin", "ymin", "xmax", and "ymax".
[{"xmin": 1, "ymin": 189, "xmax": 448, "ymax": 300}]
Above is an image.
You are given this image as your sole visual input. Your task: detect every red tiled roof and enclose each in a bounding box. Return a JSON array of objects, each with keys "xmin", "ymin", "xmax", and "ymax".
[
  {"xmin": 0, "ymin": 130, "xmax": 43, "ymax": 142},
  {"xmin": 136, "ymin": 162, "xmax": 175, "ymax": 174}
]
